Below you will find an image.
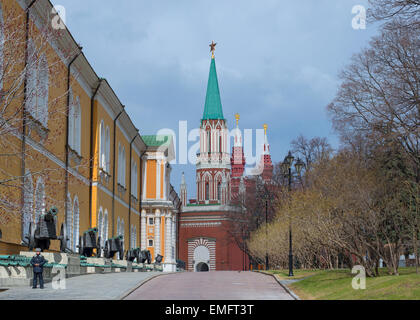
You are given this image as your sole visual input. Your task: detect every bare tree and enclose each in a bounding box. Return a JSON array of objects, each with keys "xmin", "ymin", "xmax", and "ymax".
[
  {"xmin": 291, "ymin": 135, "xmax": 333, "ymax": 170},
  {"xmin": 0, "ymin": 6, "xmax": 75, "ymax": 228},
  {"xmin": 368, "ymin": 0, "xmax": 420, "ymax": 29},
  {"xmin": 327, "ymin": 23, "xmax": 419, "ymax": 184}
]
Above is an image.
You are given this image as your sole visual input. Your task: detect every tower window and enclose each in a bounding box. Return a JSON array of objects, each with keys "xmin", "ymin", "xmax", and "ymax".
[
  {"xmin": 148, "ymin": 217, "xmax": 154, "ymax": 225},
  {"xmin": 207, "ymin": 130, "xmax": 211, "ymax": 153},
  {"xmin": 205, "ymin": 182, "xmax": 209, "ymax": 200},
  {"xmin": 148, "ymin": 239, "xmax": 154, "ymax": 247}
]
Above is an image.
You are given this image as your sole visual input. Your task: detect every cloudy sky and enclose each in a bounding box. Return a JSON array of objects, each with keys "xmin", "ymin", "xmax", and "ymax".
[{"xmin": 52, "ymin": 0, "xmax": 379, "ymax": 198}]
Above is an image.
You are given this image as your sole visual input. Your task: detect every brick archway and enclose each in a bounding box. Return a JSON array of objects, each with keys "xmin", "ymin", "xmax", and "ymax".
[{"xmin": 187, "ymin": 237, "xmax": 216, "ymax": 271}]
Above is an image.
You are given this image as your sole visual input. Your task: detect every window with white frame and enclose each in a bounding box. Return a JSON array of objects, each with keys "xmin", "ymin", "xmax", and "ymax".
[
  {"xmin": 148, "ymin": 239, "xmax": 154, "ymax": 247},
  {"xmin": 148, "ymin": 217, "xmax": 154, "ymax": 225},
  {"xmin": 98, "ymin": 207, "xmax": 103, "ymax": 245},
  {"xmin": 131, "ymin": 225, "xmax": 137, "ymax": 249},
  {"xmin": 103, "ymin": 209, "xmax": 109, "ymax": 244},
  {"xmin": 99, "ymin": 120, "xmax": 105, "ymax": 170},
  {"xmin": 22, "ymin": 171, "xmax": 33, "ymax": 240},
  {"xmin": 207, "ymin": 130, "xmax": 211, "ymax": 153},
  {"xmin": 26, "ymin": 39, "xmax": 49, "ymax": 128},
  {"xmin": 69, "ymin": 90, "xmax": 81, "ymax": 154},
  {"xmin": 118, "ymin": 144, "xmax": 126, "ymax": 187},
  {"xmin": 105, "ymin": 126, "xmax": 110, "ymax": 172},
  {"xmin": 117, "ymin": 217, "xmax": 121, "ymax": 236},
  {"xmin": 121, "ymin": 219, "xmax": 125, "ymax": 242},
  {"xmin": 66, "ymin": 194, "xmax": 72, "ymax": 248},
  {"xmin": 131, "ymin": 161, "xmax": 137, "ymax": 197},
  {"xmin": 117, "ymin": 144, "xmax": 121, "ymax": 183},
  {"xmin": 72, "ymin": 197, "xmax": 80, "ymax": 252},
  {"xmin": 34, "ymin": 177, "xmax": 46, "ymax": 224}
]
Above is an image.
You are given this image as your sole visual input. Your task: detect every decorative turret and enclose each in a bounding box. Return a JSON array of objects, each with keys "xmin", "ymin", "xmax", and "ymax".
[
  {"xmin": 231, "ymin": 113, "xmax": 246, "ymax": 178},
  {"xmin": 261, "ymin": 124, "xmax": 273, "ymax": 181},
  {"xmin": 230, "ymin": 113, "xmax": 246, "ymax": 200},
  {"xmin": 180, "ymin": 172, "xmax": 187, "ymax": 207}
]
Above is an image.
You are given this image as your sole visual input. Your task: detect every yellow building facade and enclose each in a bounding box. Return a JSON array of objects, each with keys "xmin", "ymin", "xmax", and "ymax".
[{"xmin": 0, "ymin": 0, "xmax": 180, "ymax": 264}]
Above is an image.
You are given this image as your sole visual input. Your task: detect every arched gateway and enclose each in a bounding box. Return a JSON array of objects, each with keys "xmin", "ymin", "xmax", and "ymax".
[{"xmin": 194, "ymin": 245, "xmax": 210, "ymax": 272}]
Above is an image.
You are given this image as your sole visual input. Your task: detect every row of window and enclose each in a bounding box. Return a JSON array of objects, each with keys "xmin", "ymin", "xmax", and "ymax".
[
  {"xmin": 98, "ymin": 209, "xmax": 138, "ymax": 249},
  {"xmin": 22, "ymin": 172, "xmax": 139, "ymax": 252},
  {"xmin": 99, "ymin": 120, "xmax": 138, "ymax": 196},
  {"xmin": 68, "ymin": 89, "xmax": 81, "ymax": 154},
  {"xmin": 0, "ymin": 11, "xmax": 81, "ymax": 153},
  {"xmin": 21, "ymin": 172, "xmax": 81, "ymax": 252},
  {"xmin": 204, "ymin": 182, "xmax": 223, "ymax": 201},
  {"xmin": 0, "ymin": 10, "xmax": 136, "ymax": 195},
  {"xmin": 26, "ymin": 39, "xmax": 49, "ymax": 128},
  {"xmin": 66, "ymin": 194, "xmax": 80, "ymax": 252}
]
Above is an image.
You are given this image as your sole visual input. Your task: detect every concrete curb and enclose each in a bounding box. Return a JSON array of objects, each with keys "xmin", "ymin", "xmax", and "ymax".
[
  {"xmin": 116, "ymin": 272, "xmax": 177, "ymax": 300},
  {"xmin": 255, "ymin": 271, "xmax": 301, "ymax": 300}
]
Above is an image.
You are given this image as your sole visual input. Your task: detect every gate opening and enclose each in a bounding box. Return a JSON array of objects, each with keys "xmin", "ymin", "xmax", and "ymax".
[{"xmin": 196, "ymin": 262, "xmax": 209, "ymax": 272}]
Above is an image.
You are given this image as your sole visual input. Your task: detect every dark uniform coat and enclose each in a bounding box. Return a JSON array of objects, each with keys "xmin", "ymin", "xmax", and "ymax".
[{"xmin": 30, "ymin": 255, "xmax": 46, "ymax": 273}]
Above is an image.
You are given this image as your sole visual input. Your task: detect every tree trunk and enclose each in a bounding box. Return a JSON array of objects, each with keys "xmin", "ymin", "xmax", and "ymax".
[{"xmin": 414, "ymin": 228, "xmax": 419, "ymax": 274}]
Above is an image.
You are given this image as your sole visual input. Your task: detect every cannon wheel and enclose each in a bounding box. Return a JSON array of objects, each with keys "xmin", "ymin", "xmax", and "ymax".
[
  {"xmin": 96, "ymin": 236, "xmax": 102, "ymax": 258},
  {"xmin": 27, "ymin": 222, "xmax": 36, "ymax": 251},
  {"xmin": 59, "ymin": 223, "xmax": 68, "ymax": 253}
]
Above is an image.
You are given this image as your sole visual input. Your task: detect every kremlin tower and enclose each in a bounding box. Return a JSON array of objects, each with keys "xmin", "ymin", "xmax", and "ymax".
[
  {"xmin": 230, "ymin": 113, "xmax": 246, "ymax": 199},
  {"xmin": 261, "ymin": 124, "xmax": 274, "ymax": 182},
  {"xmin": 195, "ymin": 46, "xmax": 231, "ymax": 205},
  {"xmin": 178, "ymin": 42, "xmax": 273, "ymax": 272}
]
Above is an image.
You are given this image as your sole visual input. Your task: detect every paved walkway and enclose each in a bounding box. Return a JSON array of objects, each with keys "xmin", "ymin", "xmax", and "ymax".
[
  {"xmin": 0, "ymin": 272, "xmax": 161, "ymax": 300},
  {"xmin": 125, "ymin": 271, "xmax": 294, "ymax": 300}
]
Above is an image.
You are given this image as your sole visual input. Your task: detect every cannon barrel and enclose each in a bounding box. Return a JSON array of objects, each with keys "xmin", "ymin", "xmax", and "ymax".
[
  {"xmin": 48, "ymin": 206, "xmax": 58, "ymax": 216},
  {"xmin": 108, "ymin": 235, "xmax": 123, "ymax": 241},
  {"xmin": 43, "ymin": 206, "xmax": 58, "ymax": 221},
  {"xmin": 84, "ymin": 227, "xmax": 98, "ymax": 234}
]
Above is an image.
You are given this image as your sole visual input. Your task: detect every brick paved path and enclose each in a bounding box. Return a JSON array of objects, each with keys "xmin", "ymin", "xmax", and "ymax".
[
  {"xmin": 0, "ymin": 272, "xmax": 161, "ymax": 300},
  {"xmin": 125, "ymin": 271, "xmax": 294, "ymax": 300}
]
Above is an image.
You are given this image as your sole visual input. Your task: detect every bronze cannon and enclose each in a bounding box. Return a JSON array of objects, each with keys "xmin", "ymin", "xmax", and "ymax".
[
  {"xmin": 78, "ymin": 228, "xmax": 101, "ymax": 257},
  {"xmin": 103, "ymin": 235, "xmax": 124, "ymax": 259},
  {"xmin": 25, "ymin": 206, "xmax": 68, "ymax": 252},
  {"xmin": 138, "ymin": 250, "xmax": 152, "ymax": 264}
]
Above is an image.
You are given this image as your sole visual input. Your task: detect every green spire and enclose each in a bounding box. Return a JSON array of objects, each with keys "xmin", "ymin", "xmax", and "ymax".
[{"xmin": 202, "ymin": 57, "xmax": 224, "ymax": 120}]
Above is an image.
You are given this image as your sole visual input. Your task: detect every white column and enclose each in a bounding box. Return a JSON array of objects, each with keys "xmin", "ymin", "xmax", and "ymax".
[
  {"xmin": 141, "ymin": 210, "xmax": 147, "ymax": 250},
  {"xmin": 165, "ymin": 213, "xmax": 172, "ymax": 263},
  {"xmin": 172, "ymin": 214, "xmax": 176, "ymax": 261},
  {"xmin": 154, "ymin": 210, "xmax": 161, "ymax": 259}
]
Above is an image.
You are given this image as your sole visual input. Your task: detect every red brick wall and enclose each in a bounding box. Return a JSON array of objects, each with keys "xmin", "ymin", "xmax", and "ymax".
[{"xmin": 179, "ymin": 211, "xmax": 249, "ymax": 271}]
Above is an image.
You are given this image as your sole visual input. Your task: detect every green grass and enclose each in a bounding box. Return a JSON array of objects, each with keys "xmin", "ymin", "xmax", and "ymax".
[
  {"xmin": 267, "ymin": 267, "xmax": 420, "ymax": 300},
  {"xmin": 264, "ymin": 269, "xmax": 320, "ymax": 280}
]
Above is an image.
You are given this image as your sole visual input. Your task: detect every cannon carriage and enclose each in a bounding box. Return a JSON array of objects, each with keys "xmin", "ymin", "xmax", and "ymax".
[
  {"xmin": 25, "ymin": 206, "xmax": 69, "ymax": 252},
  {"xmin": 103, "ymin": 235, "xmax": 124, "ymax": 259},
  {"xmin": 124, "ymin": 248, "xmax": 153, "ymax": 264},
  {"xmin": 125, "ymin": 247, "xmax": 140, "ymax": 262},
  {"xmin": 78, "ymin": 228, "xmax": 101, "ymax": 257},
  {"xmin": 138, "ymin": 250, "xmax": 152, "ymax": 264},
  {"xmin": 155, "ymin": 254, "xmax": 163, "ymax": 264}
]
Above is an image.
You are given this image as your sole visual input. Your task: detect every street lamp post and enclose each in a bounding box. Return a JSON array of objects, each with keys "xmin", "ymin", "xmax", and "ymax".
[{"xmin": 282, "ymin": 151, "xmax": 304, "ymax": 277}]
